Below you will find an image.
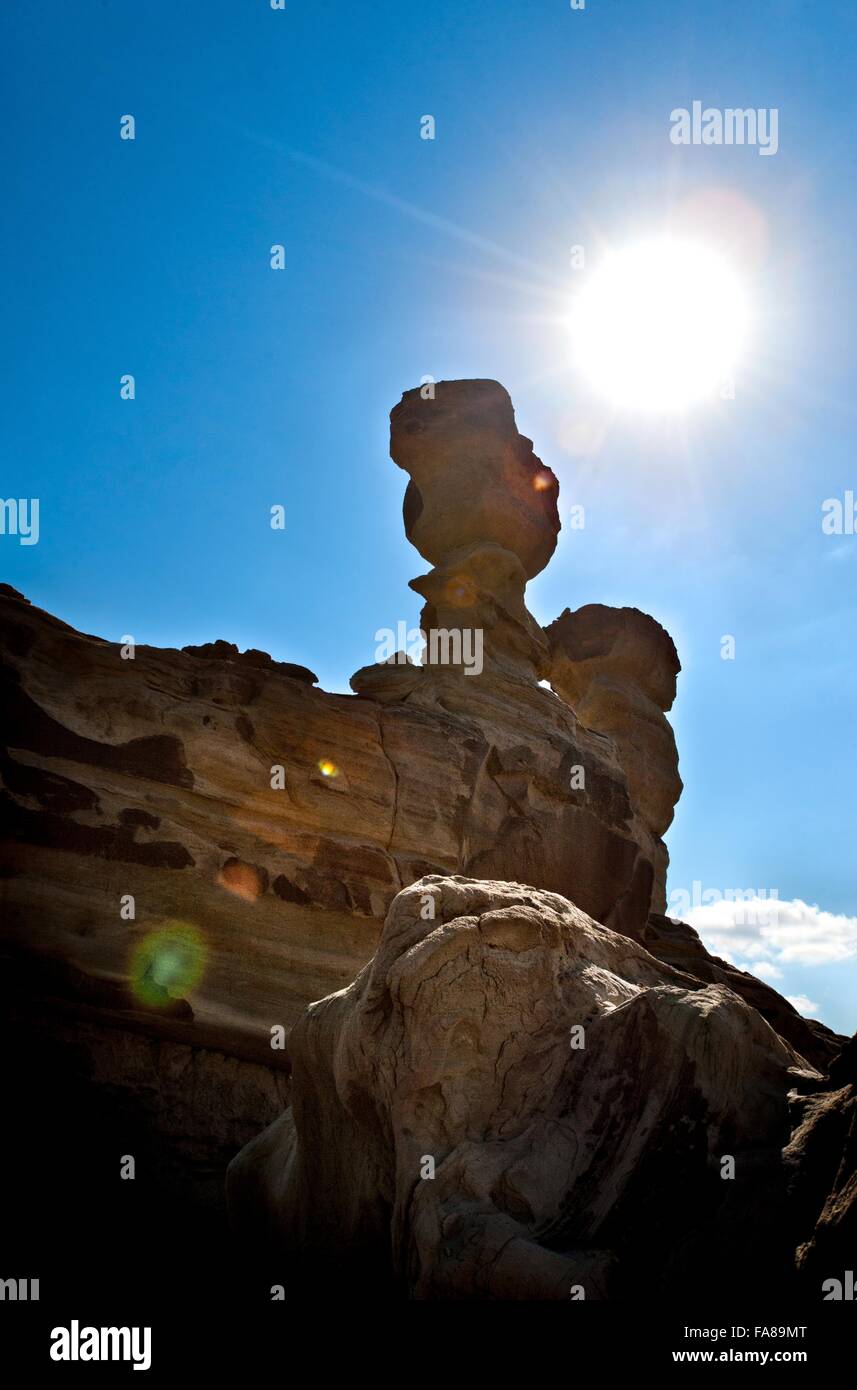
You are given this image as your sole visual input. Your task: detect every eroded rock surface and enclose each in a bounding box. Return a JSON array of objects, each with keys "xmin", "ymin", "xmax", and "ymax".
[
  {"xmin": 643, "ymin": 911, "xmax": 842, "ymax": 1071},
  {"xmin": 547, "ymin": 605, "xmax": 683, "ymax": 908},
  {"xmin": 2, "ymin": 384, "xmax": 849, "ymax": 1286},
  {"xmin": 787, "ymin": 1032, "xmax": 857, "ymax": 1293},
  {"xmin": 2, "ymin": 571, "xmax": 665, "ymax": 1051},
  {"xmin": 228, "ymin": 875, "xmax": 826, "ymax": 1299},
  {"xmin": 390, "ymin": 380, "xmax": 559, "ymax": 685},
  {"xmin": 390, "ymin": 379, "xmax": 560, "ymax": 580}
]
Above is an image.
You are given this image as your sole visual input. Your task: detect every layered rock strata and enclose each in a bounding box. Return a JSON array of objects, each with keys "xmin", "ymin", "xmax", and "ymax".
[{"xmin": 2, "ymin": 379, "xmax": 849, "ymax": 1276}]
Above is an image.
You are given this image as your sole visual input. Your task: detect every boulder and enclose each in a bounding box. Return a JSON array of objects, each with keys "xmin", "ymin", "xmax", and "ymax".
[
  {"xmin": 547, "ymin": 605, "xmax": 683, "ymax": 908},
  {"xmin": 228, "ymin": 875, "xmax": 818, "ymax": 1300},
  {"xmin": 390, "ymin": 379, "xmax": 560, "ymax": 579}
]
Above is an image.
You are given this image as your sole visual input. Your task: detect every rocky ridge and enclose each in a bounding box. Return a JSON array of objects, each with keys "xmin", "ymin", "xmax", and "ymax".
[{"xmin": 1, "ymin": 380, "xmax": 852, "ymax": 1298}]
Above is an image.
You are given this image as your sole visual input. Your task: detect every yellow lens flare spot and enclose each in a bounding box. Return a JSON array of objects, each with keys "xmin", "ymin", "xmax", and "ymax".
[
  {"xmin": 130, "ymin": 923, "xmax": 206, "ymax": 1008},
  {"xmin": 532, "ymin": 469, "xmax": 555, "ymax": 493},
  {"xmin": 317, "ymin": 758, "xmax": 339, "ymax": 778}
]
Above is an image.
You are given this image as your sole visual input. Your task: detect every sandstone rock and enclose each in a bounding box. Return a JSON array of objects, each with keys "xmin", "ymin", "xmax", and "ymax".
[
  {"xmin": 349, "ymin": 654, "xmax": 424, "ymax": 703},
  {"xmin": 785, "ymin": 1038, "xmax": 857, "ymax": 1294},
  {"xmin": 643, "ymin": 912, "xmax": 843, "ymax": 1072},
  {"xmin": 547, "ymin": 604, "xmax": 682, "ymax": 839},
  {"xmin": 0, "ymin": 552, "xmax": 663, "ymax": 1050},
  {"xmin": 548, "ymin": 602, "xmax": 681, "ymax": 709},
  {"xmin": 0, "ymin": 582, "xmax": 29, "ymax": 603},
  {"xmin": 409, "ymin": 541, "xmax": 550, "ymax": 684},
  {"xmin": 829, "ymin": 1031, "xmax": 857, "ymax": 1089},
  {"xmin": 182, "ymin": 640, "xmax": 317, "ymax": 684},
  {"xmin": 228, "ymin": 875, "xmax": 817, "ymax": 1299},
  {"xmin": 390, "ymin": 379, "xmax": 560, "ymax": 580},
  {"xmin": 389, "ymin": 381, "xmax": 562, "ymax": 686},
  {"xmin": 3, "ymin": 380, "xmax": 848, "ymax": 1299}
]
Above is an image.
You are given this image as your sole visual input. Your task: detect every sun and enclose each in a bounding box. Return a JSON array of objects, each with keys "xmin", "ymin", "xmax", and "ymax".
[{"xmin": 568, "ymin": 238, "xmax": 750, "ymax": 412}]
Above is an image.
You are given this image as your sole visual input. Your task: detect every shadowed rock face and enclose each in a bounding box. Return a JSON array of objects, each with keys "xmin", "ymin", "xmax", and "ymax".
[
  {"xmin": 547, "ymin": 604, "xmax": 683, "ymax": 856},
  {"xmin": 387, "ymin": 380, "xmax": 560, "ymax": 686},
  {"xmin": 643, "ymin": 912, "xmax": 842, "ymax": 1071},
  {"xmin": 227, "ymin": 876, "xmax": 835, "ymax": 1300},
  {"xmin": 788, "ymin": 1038, "xmax": 857, "ymax": 1293},
  {"xmin": 2, "ymin": 572, "xmax": 665, "ymax": 1050},
  {"xmin": 0, "ymin": 376, "xmax": 683, "ymax": 1060},
  {"xmin": 2, "ymin": 383, "xmax": 852, "ymax": 1293}
]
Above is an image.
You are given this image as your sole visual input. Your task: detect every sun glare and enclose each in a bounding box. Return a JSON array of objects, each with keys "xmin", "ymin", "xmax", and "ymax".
[{"xmin": 569, "ymin": 238, "xmax": 750, "ymax": 412}]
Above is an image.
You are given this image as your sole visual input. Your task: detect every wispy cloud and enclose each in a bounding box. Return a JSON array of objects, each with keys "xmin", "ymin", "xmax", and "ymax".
[
  {"xmin": 216, "ymin": 114, "xmax": 554, "ymax": 283},
  {"xmin": 686, "ymin": 897, "xmax": 857, "ymax": 967},
  {"xmin": 786, "ymin": 994, "xmax": 820, "ymax": 1018},
  {"xmin": 749, "ymin": 959, "xmax": 783, "ymax": 981}
]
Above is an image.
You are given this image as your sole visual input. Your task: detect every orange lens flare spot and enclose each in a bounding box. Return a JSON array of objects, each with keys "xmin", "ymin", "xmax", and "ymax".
[
  {"xmin": 217, "ymin": 857, "xmax": 265, "ymax": 902},
  {"xmin": 532, "ymin": 470, "xmax": 555, "ymax": 492},
  {"xmin": 317, "ymin": 758, "xmax": 339, "ymax": 778},
  {"xmin": 443, "ymin": 576, "xmax": 477, "ymax": 608}
]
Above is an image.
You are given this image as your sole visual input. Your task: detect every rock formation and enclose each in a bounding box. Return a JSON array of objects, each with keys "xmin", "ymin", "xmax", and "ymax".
[
  {"xmin": 788, "ymin": 1035, "xmax": 857, "ymax": 1293},
  {"xmin": 547, "ymin": 604, "xmax": 682, "ymax": 908},
  {"xmin": 0, "ymin": 381, "xmax": 682, "ymax": 1069},
  {"xmin": 1, "ymin": 379, "xmax": 853, "ymax": 1301},
  {"xmin": 642, "ymin": 910, "xmax": 842, "ymax": 1070},
  {"xmin": 228, "ymin": 874, "xmax": 850, "ymax": 1300},
  {"xmin": 387, "ymin": 378, "xmax": 558, "ymax": 685}
]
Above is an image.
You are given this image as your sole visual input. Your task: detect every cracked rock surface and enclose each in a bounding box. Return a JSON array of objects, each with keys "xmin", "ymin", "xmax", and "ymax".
[
  {"xmin": 228, "ymin": 875, "xmax": 848, "ymax": 1300},
  {"xmin": 2, "ymin": 381, "xmax": 850, "ymax": 1275}
]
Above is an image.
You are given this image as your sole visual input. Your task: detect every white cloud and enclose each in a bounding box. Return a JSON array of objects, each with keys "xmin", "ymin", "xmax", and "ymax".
[
  {"xmin": 749, "ymin": 960, "xmax": 783, "ymax": 982},
  {"xmin": 684, "ymin": 897, "xmax": 857, "ymax": 967},
  {"xmin": 786, "ymin": 994, "xmax": 820, "ymax": 1018}
]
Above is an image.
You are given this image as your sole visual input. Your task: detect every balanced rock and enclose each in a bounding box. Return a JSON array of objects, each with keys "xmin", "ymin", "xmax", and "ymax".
[
  {"xmin": 389, "ymin": 380, "xmax": 560, "ymax": 685},
  {"xmin": 3, "ymin": 381, "xmax": 848, "ymax": 1290},
  {"xmin": 390, "ymin": 379, "xmax": 560, "ymax": 578}
]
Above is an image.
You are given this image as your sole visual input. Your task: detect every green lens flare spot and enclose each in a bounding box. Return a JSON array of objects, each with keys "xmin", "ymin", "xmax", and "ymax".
[{"xmin": 130, "ymin": 924, "xmax": 206, "ymax": 1007}]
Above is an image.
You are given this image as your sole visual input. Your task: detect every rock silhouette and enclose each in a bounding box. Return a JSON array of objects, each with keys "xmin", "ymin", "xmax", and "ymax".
[
  {"xmin": 1, "ymin": 382, "xmax": 853, "ymax": 1300},
  {"xmin": 228, "ymin": 875, "xmax": 824, "ymax": 1299}
]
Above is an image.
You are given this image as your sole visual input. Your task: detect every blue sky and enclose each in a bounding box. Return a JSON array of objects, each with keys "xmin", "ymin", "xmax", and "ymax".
[{"xmin": 3, "ymin": 1, "xmax": 855, "ymax": 1034}]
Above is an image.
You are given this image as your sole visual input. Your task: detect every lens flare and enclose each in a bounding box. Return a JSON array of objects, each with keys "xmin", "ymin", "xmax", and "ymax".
[
  {"xmin": 130, "ymin": 923, "xmax": 206, "ymax": 1007},
  {"xmin": 317, "ymin": 758, "xmax": 339, "ymax": 778},
  {"xmin": 443, "ymin": 575, "xmax": 477, "ymax": 607}
]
